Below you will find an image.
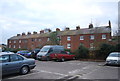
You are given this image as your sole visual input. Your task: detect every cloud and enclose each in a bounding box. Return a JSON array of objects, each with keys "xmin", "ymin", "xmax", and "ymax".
[{"xmin": 0, "ymin": 0, "xmax": 118, "ymax": 44}]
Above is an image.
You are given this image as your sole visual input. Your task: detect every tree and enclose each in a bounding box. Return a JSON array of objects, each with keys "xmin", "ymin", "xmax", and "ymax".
[
  {"xmin": 98, "ymin": 43, "xmax": 115, "ymax": 60},
  {"xmin": 49, "ymin": 31, "xmax": 60, "ymax": 45},
  {"xmin": 115, "ymin": 43, "xmax": 120, "ymax": 52}
]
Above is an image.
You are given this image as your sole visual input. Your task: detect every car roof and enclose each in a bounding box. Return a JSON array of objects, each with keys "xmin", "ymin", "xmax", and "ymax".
[
  {"xmin": 110, "ymin": 52, "xmax": 120, "ymax": 54},
  {"xmin": 0, "ymin": 52, "xmax": 15, "ymax": 56}
]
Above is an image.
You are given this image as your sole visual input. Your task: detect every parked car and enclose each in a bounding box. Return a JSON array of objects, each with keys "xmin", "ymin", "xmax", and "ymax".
[
  {"xmin": 37, "ymin": 45, "xmax": 64, "ymax": 61},
  {"xmin": 50, "ymin": 51, "xmax": 75, "ymax": 62},
  {"xmin": 17, "ymin": 50, "xmax": 31, "ymax": 58},
  {"xmin": 0, "ymin": 52, "xmax": 36, "ymax": 75},
  {"xmin": 105, "ymin": 52, "xmax": 120, "ymax": 65},
  {"xmin": 31, "ymin": 49, "xmax": 41, "ymax": 59}
]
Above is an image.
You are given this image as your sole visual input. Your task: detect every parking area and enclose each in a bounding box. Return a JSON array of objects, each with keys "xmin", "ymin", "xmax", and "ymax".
[{"xmin": 2, "ymin": 60, "xmax": 119, "ymax": 81}]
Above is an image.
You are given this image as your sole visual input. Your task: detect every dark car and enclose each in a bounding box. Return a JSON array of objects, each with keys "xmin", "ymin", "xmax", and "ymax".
[
  {"xmin": 37, "ymin": 45, "xmax": 64, "ymax": 61},
  {"xmin": 16, "ymin": 50, "xmax": 31, "ymax": 58},
  {"xmin": 0, "ymin": 52, "xmax": 36, "ymax": 75},
  {"xmin": 31, "ymin": 49, "xmax": 41, "ymax": 59}
]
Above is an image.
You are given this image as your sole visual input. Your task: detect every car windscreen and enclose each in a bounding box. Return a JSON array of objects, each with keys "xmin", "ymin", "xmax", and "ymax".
[
  {"xmin": 109, "ymin": 53, "xmax": 120, "ymax": 57},
  {"xmin": 40, "ymin": 47, "xmax": 50, "ymax": 52}
]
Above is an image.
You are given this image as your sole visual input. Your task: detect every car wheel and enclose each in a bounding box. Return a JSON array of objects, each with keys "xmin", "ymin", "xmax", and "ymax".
[
  {"xmin": 46, "ymin": 57, "xmax": 50, "ymax": 61},
  {"xmin": 61, "ymin": 58, "xmax": 65, "ymax": 62},
  {"xmin": 20, "ymin": 66, "xmax": 29, "ymax": 75},
  {"xmin": 72, "ymin": 57, "xmax": 76, "ymax": 60}
]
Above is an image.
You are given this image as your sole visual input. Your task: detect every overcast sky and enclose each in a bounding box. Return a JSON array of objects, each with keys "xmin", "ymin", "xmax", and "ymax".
[{"xmin": 0, "ymin": 0, "xmax": 119, "ymax": 44}]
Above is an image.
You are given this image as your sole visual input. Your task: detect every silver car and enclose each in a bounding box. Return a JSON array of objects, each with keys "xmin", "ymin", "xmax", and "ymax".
[
  {"xmin": 106, "ymin": 52, "xmax": 120, "ymax": 65},
  {"xmin": 0, "ymin": 52, "xmax": 36, "ymax": 75}
]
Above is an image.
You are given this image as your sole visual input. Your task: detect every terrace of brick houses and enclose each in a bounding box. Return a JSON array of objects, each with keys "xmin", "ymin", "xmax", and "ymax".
[{"xmin": 8, "ymin": 21, "xmax": 116, "ymax": 53}]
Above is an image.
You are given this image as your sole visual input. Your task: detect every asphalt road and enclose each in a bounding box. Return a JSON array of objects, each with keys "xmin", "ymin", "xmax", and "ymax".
[{"xmin": 2, "ymin": 60, "xmax": 120, "ymax": 81}]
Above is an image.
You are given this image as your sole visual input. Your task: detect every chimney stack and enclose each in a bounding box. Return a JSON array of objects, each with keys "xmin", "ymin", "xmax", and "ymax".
[
  {"xmin": 17, "ymin": 34, "xmax": 20, "ymax": 36},
  {"xmin": 27, "ymin": 32, "xmax": 31, "ymax": 35},
  {"xmin": 89, "ymin": 23, "xmax": 93, "ymax": 29},
  {"xmin": 65, "ymin": 27, "xmax": 70, "ymax": 31},
  {"xmin": 76, "ymin": 26, "xmax": 80, "ymax": 30},
  {"xmin": 56, "ymin": 28, "xmax": 60, "ymax": 31},
  {"xmin": 22, "ymin": 33, "xmax": 25, "ymax": 36},
  {"xmin": 33, "ymin": 31, "xmax": 37, "ymax": 34},
  {"xmin": 40, "ymin": 30, "xmax": 44, "ymax": 34}
]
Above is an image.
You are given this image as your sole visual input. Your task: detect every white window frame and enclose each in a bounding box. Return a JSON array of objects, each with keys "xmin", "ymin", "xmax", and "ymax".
[
  {"xmin": 14, "ymin": 40, "xmax": 16, "ymax": 43},
  {"xmin": 9, "ymin": 41, "xmax": 11, "ymax": 43},
  {"xmin": 90, "ymin": 35, "xmax": 94, "ymax": 40},
  {"xmin": 19, "ymin": 40, "xmax": 21, "ymax": 43},
  {"xmin": 90, "ymin": 43, "xmax": 94, "ymax": 48},
  {"xmin": 19, "ymin": 45, "xmax": 21, "ymax": 48},
  {"xmin": 13, "ymin": 45, "xmax": 16, "ymax": 48},
  {"xmin": 47, "ymin": 38, "xmax": 50, "ymax": 41},
  {"xmin": 80, "ymin": 36, "xmax": 84, "ymax": 40},
  {"xmin": 67, "ymin": 43, "xmax": 71, "ymax": 49},
  {"xmin": 35, "ymin": 39, "xmax": 37, "ymax": 41},
  {"xmin": 67, "ymin": 36, "xmax": 71, "ymax": 41},
  {"xmin": 39, "ymin": 39, "xmax": 41, "ymax": 41},
  {"xmin": 9, "ymin": 45, "xmax": 11, "ymax": 48},
  {"xmin": 102, "ymin": 34, "xmax": 106, "ymax": 39}
]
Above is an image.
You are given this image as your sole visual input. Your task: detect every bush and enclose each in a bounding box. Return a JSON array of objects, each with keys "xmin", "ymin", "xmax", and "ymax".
[
  {"xmin": 74, "ymin": 45, "xmax": 89, "ymax": 59},
  {"xmin": 98, "ymin": 43, "xmax": 115, "ymax": 60},
  {"xmin": 115, "ymin": 43, "xmax": 120, "ymax": 52}
]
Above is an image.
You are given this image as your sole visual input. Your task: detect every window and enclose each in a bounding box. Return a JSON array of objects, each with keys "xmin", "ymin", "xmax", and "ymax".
[
  {"xmin": 57, "ymin": 36, "xmax": 60, "ymax": 41},
  {"xmin": 80, "ymin": 43, "xmax": 84, "ymax": 46},
  {"xmin": 90, "ymin": 35, "xmax": 94, "ymax": 40},
  {"xmin": 35, "ymin": 39, "xmax": 37, "ymax": 41},
  {"xmin": 9, "ymin": 45, "xmax": 11, "ymax": 48},
  {"xmin": 19, "ymin": 40, "xmax": 21, "ymax": 43},
  {"xmin": 9, "ymin": 41, "xmax": 11, "ymax": 43},
  {"xmin": 61, "ymin": 51, "xmax": 67, "ymax": 54},
  {"xmin": 39, "ymin": 39, "xmax": 41, "ymax": 41},
  {"xmin": 19, "ymin": 45, "xmax": 21, "ymax": 48},
  {"xmin": 67, "ymin": 43, "xmax": 71, "ymax": 49},
  {"xmin": 0, "ymin": 55, "xmax": 9, "ymax": 63},
  {"xmin": 47, "ymin": 38, "xmax": 50, "ymax": 41},
  {"xmin": 31, "ymin": 38, "xmax": 34, "ymax": 41},
  {"xmin": 102, "ymin": 34, "xmax": 106, "ymax": 39},
  {"xmin": 13, "ymin": 45, "xmax": 16, "ymax": 48},
  {"xmin": 67, "ymin": 36, "xmax": 71, "ymax": 41},
  {"xmin": 10, "ymin": 54, "xmax": 23, "ymax": 62},
  {"xmin": 80, "ymin": 36, "xmax": 84, "ymax": 40},
  {"xmin": 90, "ymin": 43, "xmax": 94, "ymax": 48},
  {"xmin": 24, "ymin": 40, "xmax": 27, "ymax": 43},
  {"xmin": 14, "ymin": 40, "xmax": 16, "ymax": 43}
]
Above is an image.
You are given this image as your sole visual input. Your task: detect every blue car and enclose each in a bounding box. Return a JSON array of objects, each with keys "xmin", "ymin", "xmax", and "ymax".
[
  {"xmin": 0, "ymin": 52, "xmax": 36, "ymax": 75},
  {"xmin": 17, "ymin": 50, "xmax": 31, "ymax": 57}
]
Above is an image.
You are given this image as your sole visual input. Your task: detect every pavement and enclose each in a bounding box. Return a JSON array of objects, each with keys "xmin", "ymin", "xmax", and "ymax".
[{"xmin": 2, "ymin": 60, "xmax": 120, "ymax": 81}]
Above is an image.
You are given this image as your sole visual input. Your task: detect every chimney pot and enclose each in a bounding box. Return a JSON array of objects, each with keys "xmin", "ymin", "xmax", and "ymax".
[
  {"xmin": 33, "ymin": 31, "xmax": 37, "ymax": 34},
  {"xmin": 27, "ymin": 32, "xmax": 31, "ymax": 35},
  {"xmin": 65, "ymin": 27, "xmax": 70, "ymax": 31},
  {"xmin": 56, "ymin": 28, "xmax": 60, "ymax": 31},
  {"xmin": 76, "ymin": 26, "xmax": 80, "ymax": 30},
  {"xmin": 40, "ymin": 30, "xmax": 44, "ymax": 34},
  {"xmin": 17, "ymin": 34, "xmax": 20, "ymax": 36},
  {"xmin": 22, "ymin": 33, "xmax": 25, "ymax": 36}
]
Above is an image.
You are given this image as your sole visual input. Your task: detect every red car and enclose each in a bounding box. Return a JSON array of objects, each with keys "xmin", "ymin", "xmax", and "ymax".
[{"xmin": 50, "ymin": 51, "xmax": 75, "ymax": 62}]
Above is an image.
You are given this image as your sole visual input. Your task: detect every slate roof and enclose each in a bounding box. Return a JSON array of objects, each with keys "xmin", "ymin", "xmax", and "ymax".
[{"xmin": 9, "ymin": 26, "xmax": 111, "ymax": 40}]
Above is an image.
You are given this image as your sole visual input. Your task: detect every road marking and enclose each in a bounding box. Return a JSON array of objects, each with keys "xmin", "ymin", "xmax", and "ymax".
[
  {"xmin": 7, "ymin": 70, "xmax": 67, "ymax": 79},
  {"xmin": 40, "ymin": 70, "xmax": 67, "ymax": 76}
]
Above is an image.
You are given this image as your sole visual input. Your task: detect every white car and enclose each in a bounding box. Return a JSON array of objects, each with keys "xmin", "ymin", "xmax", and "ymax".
[{"xmin": 106, "ymin": 52, "xmax": 120, "ymax": 65}]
